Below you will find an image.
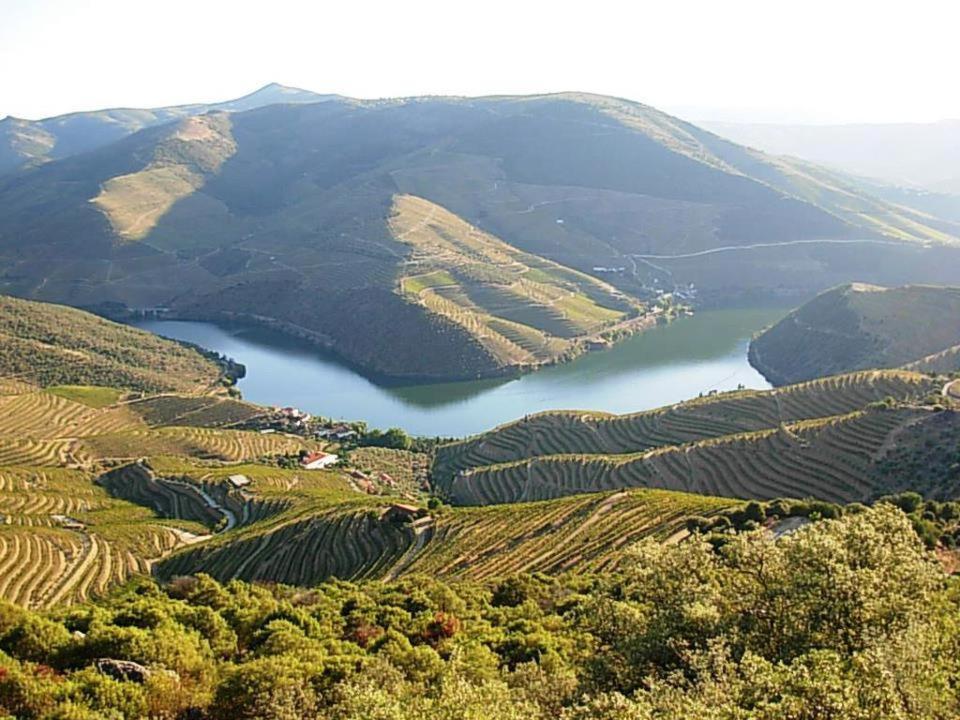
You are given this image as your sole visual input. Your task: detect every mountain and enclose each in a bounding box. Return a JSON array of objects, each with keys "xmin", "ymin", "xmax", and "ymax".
[
  {"xmin": 2, "ymin": 91, "xmax": 960, "ymax": 380},
  {"xmin": 0, "ymin": 294, "xmax": 225, "ymax": 393},
  {"xmin": 702, "ymin": 119, "xmax": 960, "ymax": 196},
  {"xmin": 749, "ymin": 283, "xmax": 960, "ymax": 385},
  {"xmin": 0, "ymin": 82, "xmax": 334, "ymax": 174}
]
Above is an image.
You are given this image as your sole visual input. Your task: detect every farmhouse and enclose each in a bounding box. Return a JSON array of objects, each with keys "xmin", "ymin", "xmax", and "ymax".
[
  {"xmin": 382, "ymin": 503, "xmax": 422, "ymax": 522},
  {"xmin": 316, "ymin": 424, "xmax": 357, "ymax": 441},
  {"xmin": 227, "ymin": 474, "xmax": 251, "ymax": 489},
  {"xmin": 301, "ymin": 451, "xmax": 339, "ymax": 470}
]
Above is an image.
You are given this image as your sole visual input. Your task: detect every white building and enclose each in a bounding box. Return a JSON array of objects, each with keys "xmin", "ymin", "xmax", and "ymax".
[{"xmin": 301, "ymin": 451, "xmax": 339, "ymax": 470}]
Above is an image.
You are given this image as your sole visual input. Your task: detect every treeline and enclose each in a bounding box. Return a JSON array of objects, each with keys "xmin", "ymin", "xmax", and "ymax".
[{"xmin": 0, "ymin": 506, "xmax": 957, "ymax": 719}]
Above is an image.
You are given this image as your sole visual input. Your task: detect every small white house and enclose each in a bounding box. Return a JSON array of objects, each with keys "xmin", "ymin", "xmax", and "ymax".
[
  {"xmin": 301, "ymin": 451, "xmax": 339, "ymax": 470},
  {"xmin": 227, "ymin": 474, "xmax": 251, "ymax": 489}
]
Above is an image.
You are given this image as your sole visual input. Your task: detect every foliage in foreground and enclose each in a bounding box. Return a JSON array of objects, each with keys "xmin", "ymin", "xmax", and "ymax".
[{"xmin": 0, "ymin": 506, "xmax": 956, "ymax": 719}]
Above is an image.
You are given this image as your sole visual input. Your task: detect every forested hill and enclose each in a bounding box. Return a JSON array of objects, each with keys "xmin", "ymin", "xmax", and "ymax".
[
  {"xmin": 749, "ymin": 283, "xmax": 960, "ymax": 385},
  {"xmin": 0, "ymin": 294, "xmax": 223, "ymax": 393},
  {"xmin": 2, "ymin": 91, "xmax": 960, "ymax": 380}
]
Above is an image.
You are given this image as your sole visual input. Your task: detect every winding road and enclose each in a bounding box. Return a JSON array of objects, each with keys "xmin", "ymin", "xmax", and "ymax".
[{"xmin": 630, "ymin": 238, "xmax": 910, "ymax": 261}]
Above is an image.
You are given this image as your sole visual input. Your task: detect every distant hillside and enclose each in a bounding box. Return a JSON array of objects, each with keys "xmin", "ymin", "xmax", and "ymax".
[
  {"xmin": 749, "ymin": 284, "xmax": 960, "ymax": 385},
  {"xmin": 2, "ymin": 92, "xmax": 960, "ymax": 380},
  {"xmin": 0, "ymin": 83, "xmax": 333, "ymax": 174},
  {"xmin": 0, "ymin": 294, "xmax": 222, "ymax": 392},
  {"xmin": 703, "ymin": 118, "xmax": 960, "ymax": 195}
]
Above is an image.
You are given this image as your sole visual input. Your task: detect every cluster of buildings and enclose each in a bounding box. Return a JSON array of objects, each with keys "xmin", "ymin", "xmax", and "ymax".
[{"xmin": 315, "ymin": 423, "xmax": 358, "ymax": 442}]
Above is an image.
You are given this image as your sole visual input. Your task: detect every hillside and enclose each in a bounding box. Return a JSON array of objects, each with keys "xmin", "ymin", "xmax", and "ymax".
[
  {"xmin": 0, "ymin": 374, "xmax": 733, "ymax": 608},
  {"xmin": 703, "ymin": 118, "xmax": 960, "ymax": 195},
  {"xmin": 0, "ymin": 294, "xmax": 223, "ymax": 393},
  {"xmin": 433, "ymin": 370, "xmax": 940, "ymax": 482},
  {"xmin": 0, "ymin": 83, "xmax": 332, "ymax": 174},
  {"xmin": 432, "ymin": 370, "xmax": 958, "ymax": 506},
  {"xmin": 2, "ymin": 92, "xmax": 960, "ymax": 380},
  {"xmin": 749, "ymin": 283, "xmax": 960, "ymax": 385}
]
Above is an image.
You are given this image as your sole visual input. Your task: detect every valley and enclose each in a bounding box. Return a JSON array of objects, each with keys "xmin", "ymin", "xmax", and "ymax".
[{"xmin": 3, "ymin": 91, "xmax": 960, "ymax": 384}]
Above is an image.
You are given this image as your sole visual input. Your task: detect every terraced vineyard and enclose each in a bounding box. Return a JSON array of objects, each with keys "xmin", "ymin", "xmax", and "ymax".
[
  {"xmin": 127, "ymin": 394, "xmax": 266, "ymax": 427},
  {"xmin": 158, "ymin": 506, "xmax": 415, "ymax": 584},
  {"xmin": 434, "ymin": 370, "xmax": 940, "ymax": 485},
  {"xmin": 390, "ymin": 194, "xmax": 646, "ymax": 368},
  {"xmin": 0, "ymin": 375, "xmax": 326, "ymax": 606},
  {"xmin": 0, "ymin": 466, "xmax": 207, "ymax": 607},
  {"xmin": 79, "ymin": 426, "xmax": 312, "ymax": 463},
  {"xmin": 448, "ymin": 406, "xmax": 940, "ymax": 506},
  {"xmin": 407, "ymin": 489, "xmax": 734, "ymax": 580}
]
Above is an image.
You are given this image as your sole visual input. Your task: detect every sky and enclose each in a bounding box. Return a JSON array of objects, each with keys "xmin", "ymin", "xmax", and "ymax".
[{"xmin": 2, "ymin": 0, "xmax": 958, "ymax": 124}]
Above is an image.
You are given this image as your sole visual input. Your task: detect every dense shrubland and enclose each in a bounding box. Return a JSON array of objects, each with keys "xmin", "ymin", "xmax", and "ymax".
[{"xmin": 0, "ymin": 506, "xmax": 957, "ymax": 719}]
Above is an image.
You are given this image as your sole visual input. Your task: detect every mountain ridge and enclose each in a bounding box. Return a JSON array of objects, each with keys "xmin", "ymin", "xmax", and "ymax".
[{"xmin": 3, "ymin": 90, "xmax": 960, "ymax": 380}]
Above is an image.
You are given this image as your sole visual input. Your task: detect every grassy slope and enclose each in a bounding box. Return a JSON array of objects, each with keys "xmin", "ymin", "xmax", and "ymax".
[
  {"xmin": 0, "ymin": 294, "xmax": 221, "ymax": 393},
  {"xmin": 749, "ymin": 284, "xmax": 960, "ymax": 385}
]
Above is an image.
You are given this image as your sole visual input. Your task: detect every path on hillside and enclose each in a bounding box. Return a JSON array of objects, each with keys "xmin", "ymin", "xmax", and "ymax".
[
  {"xmin": 944, "ymin": 379, "xmax": 960, "ymax": 400},
  {"xmin": 383, "ymin": 518, "xmax": 435, "ymax": 581},
  {"xmin": 629, "ymin": 238, "xmax": 907, "ymax": 260},
  {"xmin": 145, "ymin": 467, "xmax": 237, "ymax": 537}
]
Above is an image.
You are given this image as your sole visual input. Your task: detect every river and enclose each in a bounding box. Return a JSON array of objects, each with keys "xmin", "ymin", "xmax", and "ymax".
[{"xmin": 135, "ymin": 308, "xmax": 785, "ymax": 437}]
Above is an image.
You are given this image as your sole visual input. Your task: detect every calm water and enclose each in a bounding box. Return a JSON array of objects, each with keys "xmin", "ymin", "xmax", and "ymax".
[{"xmin": 136, "ymin": 308, "xmax": 784, "ymax": 437}]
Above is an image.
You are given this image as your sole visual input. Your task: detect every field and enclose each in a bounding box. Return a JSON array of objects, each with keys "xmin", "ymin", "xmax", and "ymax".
[
  {"xmin": 433, "ymin": 370, "xmax": 940, "ymax": 485},
  {"xmin": 155, "ymin": 484, "xmax": 733, "ymax": 587},
  {"xmin": 406, "ymin": 488, "xmax": 734, "ymax": 580},
  {"xmin": 0, "ymin": 380, "xmax": 326, "ymax": 606},
  {"xmin": 347, "ymin": 446, "xmax": 431, "ymax": 496},
  {"xmin": 126, "ymin": 394, "xmax": 266, "ymax": 427}
]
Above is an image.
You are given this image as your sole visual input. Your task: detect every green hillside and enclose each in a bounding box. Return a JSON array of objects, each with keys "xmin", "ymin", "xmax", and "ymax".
[
  {"xmin": 749, "ymin": 283, "xmax": 960, "ymax": 385},
  {"xmin": 2, "ymin": 92, "xmax": 960, "ymax": 380},
  {"xmin": 0, "ymin": 294, "xmax": 223, "ymax": 393}
]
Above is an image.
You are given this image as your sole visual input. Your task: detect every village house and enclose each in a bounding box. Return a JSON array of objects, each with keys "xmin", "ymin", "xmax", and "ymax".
[
  {"xmin": 382, "ymin": 503, "xmax": 423, "ymax": 523},
  {"xmin": 315, "ymin": 423, "xmax": 357, "ymax": 441},
  {"xmin": 378, "ymin": 472, "xmax": 396, "ymax": 487},
  {"xmin": 227, "ymin": 474, "xmax": 251, "ymax": 489},
  {"xmin": 300, "ymin": 451, "xmax": 339, "ymax": 470}
]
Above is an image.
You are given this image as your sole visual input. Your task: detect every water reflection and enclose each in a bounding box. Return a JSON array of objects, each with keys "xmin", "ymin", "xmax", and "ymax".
[{"xmin": 135, "ymin": 307, "xmax": 785, "ymax": 437}]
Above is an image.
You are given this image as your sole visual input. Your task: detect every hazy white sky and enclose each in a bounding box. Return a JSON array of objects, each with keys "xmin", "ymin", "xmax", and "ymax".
[{"xmin": 2, "ymin": 0, "xmax": 957, "ymax": 124}]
